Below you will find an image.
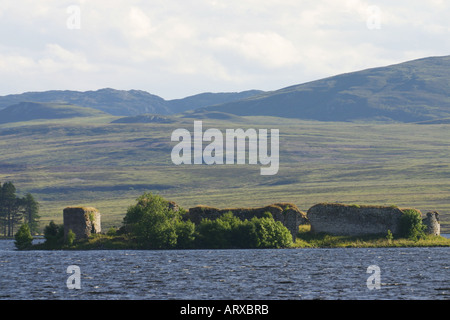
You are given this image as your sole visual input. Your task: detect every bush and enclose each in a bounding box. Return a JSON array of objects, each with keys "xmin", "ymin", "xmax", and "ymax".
[
  {"xmin": 66, "ymin": 229, "xmax": 76, "ymax": 246},
  {"xmin": 106, "ymin": 227, "xmax": 117, "ymax": 236},
  {"xmin": 14, "ymin": 223, "xmax": 33, "ymax": 250},
  {"xmin": 252, "ymin": 217, "xmax": 293, "ymax": 248},
  {"xmin": 195, "ymin": 212, "xmax": 292, "ymax": 249},
  {"xmin": 195, "ymin": 214, "xmax": 233, "ymax": 249},
  {"xmin": 399, "ymin": 209, "xmax": 426, "ymax": 241},
  {"xmin": 386, "ymin": 229, "xmax": 394, "ymax": 243},
  {"xmin": 175, "ymin": 220, "xmax": 196, "ymax": 249},
  {"xmin": 44, "ymin": 221, "xmax": 64, "ymax": 245}
]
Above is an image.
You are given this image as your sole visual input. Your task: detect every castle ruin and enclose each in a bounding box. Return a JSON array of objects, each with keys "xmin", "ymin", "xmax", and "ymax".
[
  {"xmin": 422, "ymin": 211, "xmax": 440, "ymax": 236},
  {"xmin": 307, "ymin": 203, "xmax": 440, "ymax": 236},
  {"xmin": 63, "ymin": 207, "xmax": 101, "ymax": 240},
  {"xmin": 184, "ymin": 203, "xmax": 308, "ymax": 241}
]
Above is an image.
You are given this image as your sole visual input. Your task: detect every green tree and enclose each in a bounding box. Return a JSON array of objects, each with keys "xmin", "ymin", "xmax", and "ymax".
[
  {"xmin": 0, "ymin": 182, "xmax": 22, "ymax": 237},
  {"xmin": 252, "ymin": 216, "xmax": 293, "ymax": 248},
  {"xmin": 123, "ymin": 193, "xmax": 182, "ymax": 249},
  {"xmin": 174, "ymin": 220, "xmax": 195, "ymax": 249},
  {"xmin": 14, "ymin": 223, "xmax": 33, "ymax": 250},
  {"xmin": 20, "ymin": 193, "xmax": 40, "ymax": 235},
  {"xmin": 230, "ymin": 219, "xmax": 259, "ymax": 249},
  {"xmin": 44, "ymin": 221, "xmax": 64, "ymax": 245},
  {"xmin": 399, "ymin": 209, "xmax": 427, "ymax": 241},
  {"xmin": 196, "ymin": 216, "xmax": 232, "ymax": 249}
]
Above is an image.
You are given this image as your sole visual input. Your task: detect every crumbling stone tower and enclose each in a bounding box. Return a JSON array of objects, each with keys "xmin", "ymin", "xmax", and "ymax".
[
  {"xmin": 63, "ymin": 207, "xmax": 101, "ymax": 240},
  {"xmin": 422, "ymin": 211, "xmax": 440, "ymax": 236}
]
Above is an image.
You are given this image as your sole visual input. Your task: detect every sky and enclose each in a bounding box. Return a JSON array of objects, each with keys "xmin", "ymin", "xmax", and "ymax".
[{"xmin": 0, "ymin": 0, "xmax": 449, "ymax": 99}]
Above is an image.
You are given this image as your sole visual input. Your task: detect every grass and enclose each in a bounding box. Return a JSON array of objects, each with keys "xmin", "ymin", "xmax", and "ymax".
[
  {"xmin": 31, "ymin": 233, "xmax": 141, "ymax": 250},
  {"xmin": 293, "ymin": 225, "xmax": 450, "ymax": 248},
  {"xmin": 0, "ymin": 116, "xmax": 449, "ymax": 233}
]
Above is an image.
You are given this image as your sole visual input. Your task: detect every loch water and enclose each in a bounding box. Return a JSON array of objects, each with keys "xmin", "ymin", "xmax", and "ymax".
[{"xmin": 0, "ymin": 239, "xmax": 448, "ymax": 300}]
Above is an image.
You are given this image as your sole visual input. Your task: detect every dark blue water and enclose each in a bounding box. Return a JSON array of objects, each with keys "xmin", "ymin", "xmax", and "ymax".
[{"xmin": 0, "ymin": 239, "xmax": 448, "ymax": 300}]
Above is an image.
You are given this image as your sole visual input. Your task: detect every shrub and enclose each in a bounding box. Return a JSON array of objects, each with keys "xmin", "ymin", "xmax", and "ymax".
[
  {"xmin": 175, "ymin": 220, "xmax": 196, "ymax": 249},
  {"xmin": 66, "ymin": 229, "xmax": 76, "ymax": 246},
  {"xmin": 44, "ymin": 221, "xmax": 64, "ymax": 245},
  {"xmin": 252, "ymin": 217, "xmax": 293, "ymax": 248},
  {"xmin": 399, "ymin": 209, "xmax": 426, "ymax": 241},
  {"xmin": 231, "ymin": 220, "xmax": 258, "ymax": 249},
  {"xmin": 195, "ymin": 212, "xmax": 292, "ymax": 249},
  {"xmin": 14, "ymin": 223, "xmax": 33, "ymax": 250},
  {"xmin": 195, "ymin": 214, "xmax": 234, "ymax": 249},
  {"xmin": 386, "ymin": 229, "xmax": 394, "ymax": 243},
  {"xmin": 106, "ymin": 227, "xmax": 117, "ymax": 236}
]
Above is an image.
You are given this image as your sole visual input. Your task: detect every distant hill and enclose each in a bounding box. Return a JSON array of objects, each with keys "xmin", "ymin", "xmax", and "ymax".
[
  {"xmin": 196, "ymin": 55, "xmax": 450, "ymax": 122},
  {"xmin": 0, "ymin": 89, "xmax": 170, "ymax": 116},
  {"xmin": 182, "ymin": 110, "xmax": 245, "ymax": 121},
  {"xmin": 111, "ymin": 114, "xmax": 176, "ymax": 124},
  {"xmin": 416, "ymin": 118, "xmax": 450, "ymax": 124},
  {"xmin": 2, "ymin": 56, "xmax": 450, "ymax": 122},
  {"xmin": 0, "ymin": 88, "xmax": 264, "ymax": 117},
  {"xmin": 166, "ymin": 90, "xmax": 264, "ymax": 114},
  {"xmin": 0, "ymin": 102, "xmax": 107, "ymax": 124}
]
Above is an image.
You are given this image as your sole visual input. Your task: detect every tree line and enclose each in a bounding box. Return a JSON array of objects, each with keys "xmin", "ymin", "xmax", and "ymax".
[{"xmin": 0, "ymin": 182, "xmax": 40, "ymax": 237}]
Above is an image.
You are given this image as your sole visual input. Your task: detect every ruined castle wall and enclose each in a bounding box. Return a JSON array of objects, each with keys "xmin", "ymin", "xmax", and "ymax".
[
  {"xmin": 184, "ymin": 203, "xmax": 308, "ymax": 241},
  {"xmin": 63, "ymin": 207, "xmax": 101, "ymax": 240},
  {"xmin": 423, "ymin": 211, "xmax": 440, "ymax": 236},
  {"xmin": 307, "ymin": 204, "xmax": 405, "ymax": 236}
]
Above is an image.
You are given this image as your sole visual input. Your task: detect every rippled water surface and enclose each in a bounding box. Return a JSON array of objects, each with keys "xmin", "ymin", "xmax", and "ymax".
[{"xmin": 0, "ymin": 240, "xmax": 448, "ymax": 300}]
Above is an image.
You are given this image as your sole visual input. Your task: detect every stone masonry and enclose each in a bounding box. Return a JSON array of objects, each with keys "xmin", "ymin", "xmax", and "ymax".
[
  {"xmin": 307, "ymin": 203, "xmax": 440, "ymax": 236},
  {"xmin": 63, "ymin": 207, "xmax": 101, "ymax": 240},
  {"xmin": 184, "ymin": 203, "xmax": 308, "ymax": 241},
  {"xmin": 422, "ymin": 211, "xmax": 440, "ymax": 236}
]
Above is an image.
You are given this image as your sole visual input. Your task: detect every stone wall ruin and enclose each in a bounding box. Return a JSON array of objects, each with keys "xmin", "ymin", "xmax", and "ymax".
[
  {"xmin": 63, "ymin": 207, "xmax": 101, "ymax": 240},
  {"xmin": 183, "ymin": 203, "xmax": 308, "ymax": 241},
  {"xmin": 307, "ymin": 203, "xmax": 440, "ymax": 236}
]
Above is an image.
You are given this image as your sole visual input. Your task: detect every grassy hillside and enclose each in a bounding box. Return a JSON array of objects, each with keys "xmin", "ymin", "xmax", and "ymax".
[
  {"xmin": 167, "ymin": 90, "xmax": 264, "ymax": 113},
  {"xmin": 0, "ymin": 89, "xmax": 171, "ymax": 116},
  {"xmin": 111, "ymin": 114, "xmax": 176, "ymax": 124},
  {"xmin": 0, "ymin": 116, "xmax": 448, "ymax": 233},
  {"xmin": 200, "ymin": 55, "xmax": 450, "ymax": 122},
  {"xmin": 0, "ymin": 102, "xmax": 108, "ymax": 124},
  {"xmin": 0, "ymin": 88, "xmax": 265, "ymax": 116}
]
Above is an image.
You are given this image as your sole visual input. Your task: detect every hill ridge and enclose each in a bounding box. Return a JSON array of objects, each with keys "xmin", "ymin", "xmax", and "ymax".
[{"xmin": 196, "ymin": 55, "xmax": 450, "ymax": 122}]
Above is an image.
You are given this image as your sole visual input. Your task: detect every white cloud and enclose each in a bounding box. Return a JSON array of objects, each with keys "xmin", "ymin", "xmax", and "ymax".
[
  {"xmin": 0, "ymin": 0, "xmax": 449, "ymax": 98},
  {"xmin": 210, "ymin": 32, "xmax": 301, "ymax": 69},
  {"xmin": 126, "ymin": 6, "xmax": 154, "ymax": 39},
  {"xmin": 38, "ymin": 44, "xmax": 97, "ymax": 72}
]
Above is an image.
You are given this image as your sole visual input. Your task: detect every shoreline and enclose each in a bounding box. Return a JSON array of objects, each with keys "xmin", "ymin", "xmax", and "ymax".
[{"xmin": 22, "ymin": 233, "xmax": 450, "ymax": 251}]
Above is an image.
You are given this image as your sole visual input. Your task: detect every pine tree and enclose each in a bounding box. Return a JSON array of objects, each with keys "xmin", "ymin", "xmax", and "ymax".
[
  {"xmin": 0, "ymin": 182, "xmax": 5, "ymax": 236},
  {"xmin": 1, "ymin": 182, "xmax": 21, "ymax": 237},
  {"xmin": 0, "ymin": 182, "xmax": 24, "ymax": 237},
  {"xmin": 0, "ymin": 182, "xmax": 39, "ymax": 237},
  {"xmin": 20, "ymin": 193, "xmax": 40, "ymax": 235}
]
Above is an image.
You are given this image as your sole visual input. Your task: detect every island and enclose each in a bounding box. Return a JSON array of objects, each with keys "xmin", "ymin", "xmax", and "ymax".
[{"xmin": 15, "ymin": 193, "xmax": 450, "ymax": 250}]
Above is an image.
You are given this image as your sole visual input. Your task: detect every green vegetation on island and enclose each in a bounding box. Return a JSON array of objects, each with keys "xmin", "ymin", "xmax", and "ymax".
[
  {"xmin": 294, "ymin": 225, "xmax": 450, "ymax": 248},
  {"xmin": 30, "ymin": 193, "xmax": 293, "ymax": 250},
  {"xmin": 24, "ymin": 193, "xmax": 450, "ymax": 251}
]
